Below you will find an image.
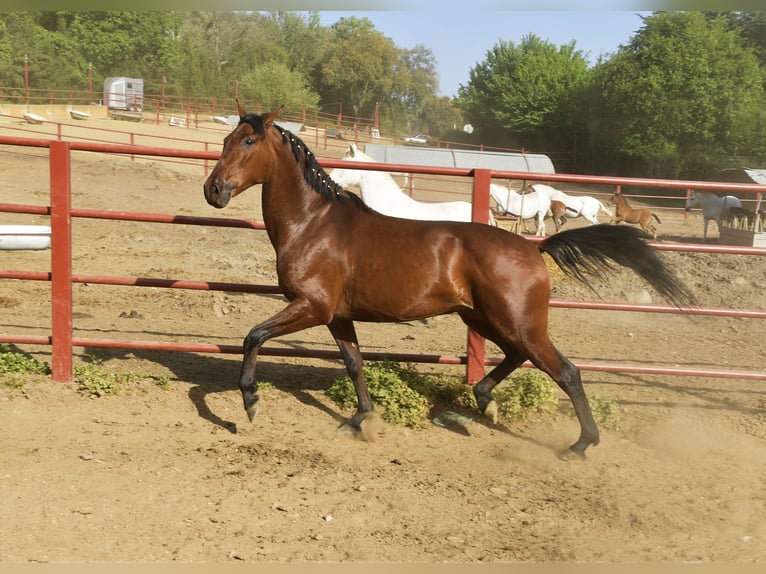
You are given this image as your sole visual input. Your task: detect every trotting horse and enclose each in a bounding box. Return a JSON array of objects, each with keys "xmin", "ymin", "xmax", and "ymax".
[
  {"xmin": 608, "ymin": 189, "xmax": 662, "ymax": 238},
  {"xmin": 203, "ymin": 105, "xmax": 695, "ymax": 459}
]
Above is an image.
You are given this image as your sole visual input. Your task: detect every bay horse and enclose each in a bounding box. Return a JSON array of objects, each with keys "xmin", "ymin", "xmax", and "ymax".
[
  {"xmin": 608, "ymin": 189, "xmax": 661, "ymax": 238},
  {"xmin": 203, "ymin": 105, "xmax": 695, "ymax": 459},
  {"xmin": 549, "ymin": 199, "xmax": 568, "ymax": 233}
]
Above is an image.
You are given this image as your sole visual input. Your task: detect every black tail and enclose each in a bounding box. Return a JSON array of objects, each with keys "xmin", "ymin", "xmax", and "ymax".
[
  {"xmin": 538, "ymin": 224, "xmax": 696, "ymax": 309},
  {"xmin": 653, "ymin": 213, "xmax": 662, "ymax": 224}
]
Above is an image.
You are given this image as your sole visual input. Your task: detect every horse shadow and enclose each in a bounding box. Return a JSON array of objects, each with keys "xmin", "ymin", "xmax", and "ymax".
[{"xmin": 80, "ymin": 342, "xmax": 351, "ymax": 434}]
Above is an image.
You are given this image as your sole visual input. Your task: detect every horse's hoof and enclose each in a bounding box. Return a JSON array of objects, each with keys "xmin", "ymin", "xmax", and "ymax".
[
  {"xmin": 341, "ymin": 412, "xmax": 381, "ymax": 442},
  {"xmin": 482, "ymin": 400, "xmax": 499, "ymax": 424},
  {"xmin": 246, "ymin": 404, "xmax": 260, "ymax": 422},
  {"xmin": 558, "ymin": 447, "xmax": 587, "ymax": 462}
]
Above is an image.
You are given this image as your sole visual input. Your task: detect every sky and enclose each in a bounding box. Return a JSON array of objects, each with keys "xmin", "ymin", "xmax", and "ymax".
[{"xmin": 317, "ymin": 11, "xmax": 652, "ymax": 98}]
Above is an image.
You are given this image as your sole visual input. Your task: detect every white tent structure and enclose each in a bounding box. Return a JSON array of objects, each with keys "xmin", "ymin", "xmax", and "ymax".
[{"xmin": 363, "ymin": 143, "xmax": 555, "ymax": 175}]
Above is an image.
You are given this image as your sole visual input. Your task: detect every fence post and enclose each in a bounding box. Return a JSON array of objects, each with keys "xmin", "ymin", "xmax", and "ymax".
[
  {"xmin": 49, "ymin": 141, "xmax": 73, "ymax": 383},
  {"xmin": 466, "ymin": 169, "xmax": 491, "ymax": 385},
  {"xmin": 684, "ymin": 188, "xmax": 692, "ymax": 220}
]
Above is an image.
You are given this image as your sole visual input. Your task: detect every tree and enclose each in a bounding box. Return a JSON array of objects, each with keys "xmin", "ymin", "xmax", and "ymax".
[
  {"xmin": 586, "ymin": 12, "xmax": 765, "ymax": 179},
  {"xmin": 68, "ymin": 12, "xmax": 182, "ymax": 94},
  {"xmin": 238, "ymin": 61, "xmax": 319, "ymax": 112},
  {"xmin": 317, "ymin": 17, "xmax": 398, "ymax": 120},
  {"xmin": 0, "ymin": 12, "xmax": 86, "ymax": 95},
  {"xmin": 454, "ymin": 33, "xmax": 589, "ymax": 150}
]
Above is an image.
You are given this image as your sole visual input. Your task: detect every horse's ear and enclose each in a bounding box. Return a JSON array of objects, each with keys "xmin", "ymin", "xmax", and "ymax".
[
  {"xmin": 263, "ymin": 106, "xmax": 284, "ymax": 128},
  {"xmin": 348, "ymin": 143, "xmax": 357, "ymax": 157},
  {"xmin": 236, "ymin": 99, "xmax": 246, "ymax": 119}
]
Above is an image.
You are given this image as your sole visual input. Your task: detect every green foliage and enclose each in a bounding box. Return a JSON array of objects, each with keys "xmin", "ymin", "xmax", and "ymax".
[
  {"xmin": 75, "ymin": 360, "xmax": 120, "ymax": 397},
  {"xmin": 326, "ymin": 361, "xmax": 431, "ymax": 428},
  {"xmin": 494, "ymin": 369, "xmax": 559, "ymax": 421},
  {"xmin": 319, "ymin": 16, "xmax": 399, "ymax": 119},
  {"xmin": 2, "ymin": 11, "xmax": 766, "ymax": 175},
  {"xmin": 0, "ymin": 344, "xmax": 51, "ymax": 375},
  {"xmin": 589, "ymin": 395, "xmax": 621, "ymax": 430},
  {"xmin": 74, "ymin": 355, "xmax": 170, "ymax": 397},
  {"xmin": 455, "ymin": 33, "xmax": 589, "ymax": 149},
  {"xmin": 325, "ymin": 362, "xmax": 559, "ymax": 428},
  {"xmin": 239, "ymin": 61, "xmax": 319, "ymax": 112},
  {"xmin": 584, "ymin": 12, "xmax": 765, "ymax": 178}
]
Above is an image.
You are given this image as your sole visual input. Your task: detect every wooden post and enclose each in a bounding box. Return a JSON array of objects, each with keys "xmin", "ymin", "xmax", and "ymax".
[{"xmin": 49, "ymin": 141, "xmax": 73, "ymax": 383}]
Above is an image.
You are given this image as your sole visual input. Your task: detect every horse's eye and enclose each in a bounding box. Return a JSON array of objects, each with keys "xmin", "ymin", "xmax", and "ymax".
[{"xmin": 244, "ymin": 138, "xmax": 254, "ymax": 146}]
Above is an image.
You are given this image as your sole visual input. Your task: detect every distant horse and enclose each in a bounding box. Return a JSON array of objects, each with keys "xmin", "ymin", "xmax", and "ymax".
[
  {"xmin": 531, "ymin": 184, "xmax": 611, "ymax": 225},
  {"xmin": 549, "ymin": 200, "xmax": 568, "ymax": 232},
  {"xmin": 608, "ymin": 190, "xmax": 661, "ymax": 238},
  {"xmin": 684, "ymin": 190, "xmax": 742, "ymax": 241},
  {"xmin": 489, "ymin": 184, "xmax": 551, "ymax": 236},
  {"xmin": 330, "ymin": 143, "xmax": 495, "ymax": 225},
  {"xmin": 203, "ymin": 104, "xmax": 695, "ymax": 459}
]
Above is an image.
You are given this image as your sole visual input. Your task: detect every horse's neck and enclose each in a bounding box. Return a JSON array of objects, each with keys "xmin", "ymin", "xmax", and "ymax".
[
  {"xmin": 261, "ymin": 153, "xmax": 325, "ymax": 243},
  {"xmin": 361, "ymin": 171, "xmax": 407, "ymax": 200}
]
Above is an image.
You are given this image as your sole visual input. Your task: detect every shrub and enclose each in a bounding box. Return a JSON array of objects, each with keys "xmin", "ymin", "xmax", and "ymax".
[
  {"xmin": 326, "ymin": 361, "xmax": 559, "ymax": 428},
  {"xmin": 494, "ymin": 368, "xmax": 559, "ymax": 421},
  {"xmin": 326, "ymin": 361, "xmax": 431, "ymax": 428}
]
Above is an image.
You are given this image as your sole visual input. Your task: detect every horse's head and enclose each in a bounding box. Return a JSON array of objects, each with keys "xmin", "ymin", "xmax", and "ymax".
[
  {"xmin": 684, "ymin": 190, "xmax": 698, "ymax": 211},
  {"xmin": 343, "ymin": 143, "xmax": 360, "ymax": 159},
  {"xmin": 203, "ymin": 102, "xmax": 283, "ymax": 208},
  {"xmin": 607, "ymin": 189, "xmax": 622, "ymax": 206},
  {"xmin": 330, "ymin": 143, "xmax": 377, "ymax": 190}
]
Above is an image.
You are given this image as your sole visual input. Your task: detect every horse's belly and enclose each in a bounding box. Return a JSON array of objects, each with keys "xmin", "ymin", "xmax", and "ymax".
[{"xmin": 340, "ymin": 274, "xmax": 469, "ymax": 322}]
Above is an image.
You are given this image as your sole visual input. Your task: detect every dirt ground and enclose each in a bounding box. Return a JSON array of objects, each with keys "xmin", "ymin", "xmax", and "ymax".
[{"xmin": 0, "ymin": 116, "xmax": 765, "ymax": 564}]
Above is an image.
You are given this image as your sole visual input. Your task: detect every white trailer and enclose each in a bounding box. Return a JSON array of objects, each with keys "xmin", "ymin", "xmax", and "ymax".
[{"xmin": 103, "ymin": 77, "xmax": 144, "ymax": 112}]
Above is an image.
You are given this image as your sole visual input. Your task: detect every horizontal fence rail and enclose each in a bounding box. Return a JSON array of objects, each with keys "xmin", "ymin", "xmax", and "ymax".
[{"xmin": 1, "ymin": 135, "xmax": 765, "ymax": 386}]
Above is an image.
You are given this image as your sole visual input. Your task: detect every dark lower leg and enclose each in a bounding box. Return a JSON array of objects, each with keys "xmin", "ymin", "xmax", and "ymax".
[
  {"xmin": 328, "ymin": 320, "xmax": 373, "ymax": 429},
  {"xmin": 473, "ymin": 354, "xmax": 524, "ymax": 423},
  {"xmin": 239, "ymin": 333, "xmax": 262, "ymax": 422},
  {"xmin": 555, "ymin": 362, "xmax": 599, "ymax": 457}
]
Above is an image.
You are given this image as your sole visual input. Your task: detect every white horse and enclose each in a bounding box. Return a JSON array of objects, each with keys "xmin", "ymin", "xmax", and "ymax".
[
  {"xmin": 489, "ymin": 183, "xmax": 551, "ymax": 236},
  {"xmin": 530, "ymin": 183, "xmax": 611, "ymax": 225},
  {"xmin": 684, "ymin": 190, "xmax": 742, "ymax": 241},
  {"xmin": 330, "ymin": 143, "xmax": 495, "ymax": 224}
]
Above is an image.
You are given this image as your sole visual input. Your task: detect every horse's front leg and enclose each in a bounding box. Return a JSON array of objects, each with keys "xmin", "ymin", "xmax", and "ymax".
[
  {"xmin": 239, "ymin": 299, "xmax": 324, "ymax": 421},
  {"xmin": 326, "ymin": 319, "xmax": 374, "ymax": 431}
]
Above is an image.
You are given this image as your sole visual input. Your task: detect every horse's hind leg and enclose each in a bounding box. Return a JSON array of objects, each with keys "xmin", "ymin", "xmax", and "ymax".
[{"xmin": 543, "ymin": 350, "xmax": 599, "ymax": 458}]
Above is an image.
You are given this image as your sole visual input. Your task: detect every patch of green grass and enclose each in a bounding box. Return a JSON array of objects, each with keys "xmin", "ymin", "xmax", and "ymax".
[
  {"xmin": 0, "ymin": 344, "xmax": 51, "ymax": 376},
  {"xmin": 75, "ymin": 355, "xmax": 171, "ymax": 398}
]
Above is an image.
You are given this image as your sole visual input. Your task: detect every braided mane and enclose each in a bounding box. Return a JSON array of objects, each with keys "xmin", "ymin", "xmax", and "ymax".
[{"xmin": 239, "ymin": 113, "xmax": 368, "ymax": 211}]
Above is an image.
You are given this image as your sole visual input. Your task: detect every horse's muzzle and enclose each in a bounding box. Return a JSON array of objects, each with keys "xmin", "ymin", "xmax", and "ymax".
[{"xmin": 203, "ymin": 179, "xmax": 232, "ymax": 209}]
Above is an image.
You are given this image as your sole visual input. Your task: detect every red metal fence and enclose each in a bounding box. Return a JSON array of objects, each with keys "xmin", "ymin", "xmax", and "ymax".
[{"xmin": 1, "ymin": 136, "xmax": 765, "ymax": 385}]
